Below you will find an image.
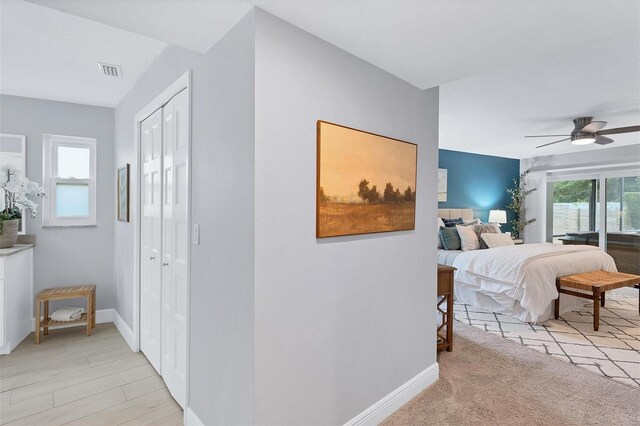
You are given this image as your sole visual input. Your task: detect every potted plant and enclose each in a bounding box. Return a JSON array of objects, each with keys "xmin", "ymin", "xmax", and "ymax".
[
  {"xmin": 506, "ymin": 169, "xmax": 537, "ymax": 240},
  {"xmin": 1, "ymin": 169, "xmax": 45, "ymax": 248}
]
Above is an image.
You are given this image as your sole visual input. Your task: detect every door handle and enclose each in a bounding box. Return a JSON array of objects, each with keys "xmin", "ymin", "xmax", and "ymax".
[
  {"xmin": 150, "ymin": 256, "xmax": 156, "ymax": 261},
  {"xmin": 162, "ymin": 262, "xmax": 169, "ymax": 267}
]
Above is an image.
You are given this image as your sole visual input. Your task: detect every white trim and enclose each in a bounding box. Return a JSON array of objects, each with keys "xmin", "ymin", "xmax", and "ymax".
[
  {"xmin": 31, "ymin": 308, "xmax": 113, "ymax": 331},
  {"xmin": 133, "ymin": 69, "xmax": 191, "ymax": 406},
  {"xmin": 0, "ymin": 133, "xmax": 27, "ymax": 234},
  {"xmin": 113, "ymin": 309, "xmax": 136, "ymax": 351},
  {"xmin": 546, "ymin": 167, "xmax": 640, "ymax": 182},
  {"xmin": 184, "ymin": 407, "xmax": 204, "ymax": 426},
  {"xmin": 344, "ymin": 363, "xmax": 440, "ymax": 426}
]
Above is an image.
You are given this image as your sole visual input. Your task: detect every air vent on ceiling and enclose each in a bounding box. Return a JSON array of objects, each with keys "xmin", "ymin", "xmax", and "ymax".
[{"xmin": 97, "ymin": 62, "xmax": 122, "ymax": 78}]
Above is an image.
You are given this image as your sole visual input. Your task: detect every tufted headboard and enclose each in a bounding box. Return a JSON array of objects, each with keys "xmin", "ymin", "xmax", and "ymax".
[{"xmin": 438, "ymin": 208, "xmax": 474, "ymax": 222}]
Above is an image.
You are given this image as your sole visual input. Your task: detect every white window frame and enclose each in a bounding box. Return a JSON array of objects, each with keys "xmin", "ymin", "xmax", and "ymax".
[{"xmin": 42, "ymin": 134, "xmax": 97, "ymax": 227}]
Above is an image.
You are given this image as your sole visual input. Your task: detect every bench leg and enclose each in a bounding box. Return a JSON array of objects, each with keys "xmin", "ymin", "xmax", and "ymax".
[
  {"xmin": 593, "ymin": 288, "xmax": 601, "ymax": 331},
  {"xmin": 92, "ymin": 288, "xmax": 96, "ymax": 329},
  {"xmin": 86, "ymin": 293, "xmax": 93, "ymax": 336},
  {"xmin": 43, "ymin": 301, "xmax": 49, "ymax": 335},
  {"xmin": 555, "ymin": 281, "xmax": 560, "ymax": 320},
  {"xmin": 601, "ymin": 291, "xmax": 605, "ymax": 307},
  {"xmin": 35, "ymin": 300, "xmax": 41, "ymax": 344}
]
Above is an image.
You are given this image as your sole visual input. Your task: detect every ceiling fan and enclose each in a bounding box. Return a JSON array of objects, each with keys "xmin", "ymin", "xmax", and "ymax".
[{"xmin": 525, "ymin": 117, "xmax": 640, "ymax": 149}]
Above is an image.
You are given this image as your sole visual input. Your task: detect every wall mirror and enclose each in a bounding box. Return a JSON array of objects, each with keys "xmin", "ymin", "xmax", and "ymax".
[{"xmin": 0, "ymin": 133, "xmax": 27, "ymax": 234}]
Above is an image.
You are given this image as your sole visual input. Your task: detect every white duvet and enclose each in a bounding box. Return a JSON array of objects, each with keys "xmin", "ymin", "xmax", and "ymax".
[{"xmin": 452, "ymin": 243, "xmax": 617, "ymax": 322}]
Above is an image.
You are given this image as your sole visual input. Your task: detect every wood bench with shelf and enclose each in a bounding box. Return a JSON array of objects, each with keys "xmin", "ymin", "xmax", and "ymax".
[{"xmin": 35, "ymin": 285, "xmax": 96, "ymax": 344}]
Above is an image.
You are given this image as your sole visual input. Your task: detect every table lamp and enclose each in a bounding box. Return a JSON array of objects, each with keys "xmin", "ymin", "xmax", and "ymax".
[{"xmin": 488, "ymin": 209, "xmax": 507, "ymax": 228}]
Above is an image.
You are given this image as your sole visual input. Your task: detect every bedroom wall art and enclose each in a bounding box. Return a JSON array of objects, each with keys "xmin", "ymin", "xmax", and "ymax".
[
  {"xmin": 438, "ymin": 168, "xmax": 447, "ymax": 202},
  {"xmin": 316, "ymin": 121, "xmax": 417, "ymax": 238},
  {"xmin": 117, "ymin": 163, "xmax": 129, "ymax": 222}
]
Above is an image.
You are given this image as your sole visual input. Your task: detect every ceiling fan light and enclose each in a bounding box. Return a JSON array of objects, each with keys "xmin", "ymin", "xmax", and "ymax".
[{"xmin": 571, "ymin": 136, "xmax": 596, "ymax": 145}]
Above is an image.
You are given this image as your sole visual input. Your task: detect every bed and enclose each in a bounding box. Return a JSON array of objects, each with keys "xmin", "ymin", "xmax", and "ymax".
[{"xmin": 438, "ymin": 208, "xmax": 618, "ymax": 323}]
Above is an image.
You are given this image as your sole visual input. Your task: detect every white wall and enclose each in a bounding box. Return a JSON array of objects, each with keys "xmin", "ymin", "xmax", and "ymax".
[
  {"xmin": 0, "ymin": 95, "xmax": 115, "ymax": 310},
  {"xmin": 253, "ymin": 10, "xmax": 439, "ymax": 424},
  {"xmin": 113, "ymin": 13, "xmax": 256, "ymax": 425}
]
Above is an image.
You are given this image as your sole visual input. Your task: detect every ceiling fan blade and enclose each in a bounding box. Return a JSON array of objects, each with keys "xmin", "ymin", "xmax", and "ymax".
[
  {"xmin": 597, "ymin": 125, "xmax": 640, "ymax": 135},
  {"xmin": 580, "ymin": 121, "xmax": 607, "ymax": 133},
  {"xmin": 595, "ymin": 135, "xmax": 614, "ymax": 145},
  {"xmin": 536, "ymin": 137, "xmax": 571, "ymax": 148},
  {"xmin": 524, "ymin": 135, "xmax": 571, "ymax": 138}
]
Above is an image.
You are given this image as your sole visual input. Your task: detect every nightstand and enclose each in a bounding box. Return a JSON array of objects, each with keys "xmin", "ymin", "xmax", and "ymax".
[{"xmin": 437, "ymin": 264, "xmax": 455, "ymax": 352}]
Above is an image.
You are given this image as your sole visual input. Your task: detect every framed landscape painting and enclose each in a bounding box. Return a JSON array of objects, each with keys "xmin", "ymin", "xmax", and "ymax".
[
  {"xmin": 117, "ymin": 164, "xmax": 129, "ymax": 222},
  {"xmin": 316, "ymin": 121, "xmax": 417, "ymax": 238}
]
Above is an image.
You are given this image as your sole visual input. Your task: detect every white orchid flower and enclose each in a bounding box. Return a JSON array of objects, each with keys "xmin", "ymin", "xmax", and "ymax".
[
  {"xmin": 3, "ymin": 180, "xmax": 22, "ymax": 193},
  {"xmin": 1, "ymin": 170, "xmax": 45, "ymax": 219}
]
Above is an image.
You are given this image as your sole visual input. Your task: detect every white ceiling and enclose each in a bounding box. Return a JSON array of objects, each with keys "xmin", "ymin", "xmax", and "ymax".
[
  {"xmin": 440, "ymin": 31, "xmax": 640, "ymax": 160},
  {"xmin": 0, "ymin": 0, "xmax": 167, "ymax": 107},
  {"xmin": 27, "ymin": 0, "xmax": 254, "ymax": 56},
  {"xmin": 27, "ymin": 0, "xmax": 640, "ymax": 90},
  {"xmin": 5, "ymin": 0, "xmax": 640, "ymax": 158}
]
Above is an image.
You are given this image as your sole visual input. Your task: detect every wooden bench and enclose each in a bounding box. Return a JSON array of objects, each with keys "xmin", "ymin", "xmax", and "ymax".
[
  {"xmin": 555, "ymin": 271, "xmax": 640, "ymax": 331},
  {"xmin": 35, "ymin": 285, "xmax": 96, "ymax": 344}
]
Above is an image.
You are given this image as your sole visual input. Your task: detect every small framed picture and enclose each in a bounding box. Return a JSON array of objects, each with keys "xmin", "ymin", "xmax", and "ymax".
[{"xmin": 117, "ymin": 164, "xmax": 130, "ymax": 222}]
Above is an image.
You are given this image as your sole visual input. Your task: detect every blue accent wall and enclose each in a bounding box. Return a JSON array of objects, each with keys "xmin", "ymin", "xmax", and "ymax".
[{"xmin": 439, "ymin": 149, "xmax": 520, "ymax": 232}]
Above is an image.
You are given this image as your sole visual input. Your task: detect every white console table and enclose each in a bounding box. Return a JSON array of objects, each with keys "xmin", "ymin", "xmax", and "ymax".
[{"xmin": 0, "ymin": 244, "xmax": 34, "ymax": 354}]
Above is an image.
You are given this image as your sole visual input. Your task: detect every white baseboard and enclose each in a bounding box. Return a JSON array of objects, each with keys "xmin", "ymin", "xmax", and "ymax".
[
  {"xmin": 184, "ymin": 407, "xmax": 204, "ymax": 426},
  {"xmin": 344, "ymin": 363, "xmax": 440, "ymax": 426},
  {"xmin": 31, "ymin": 308, "xmax": 114, "ymax": 331},
  {"xmin": 113, "ymin": 310, "xmax": 137, "ymax": 352}
]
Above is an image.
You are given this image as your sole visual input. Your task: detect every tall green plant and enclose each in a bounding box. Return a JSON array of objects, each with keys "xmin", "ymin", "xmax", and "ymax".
[{"xmin": 506, "ymin": 169, "xmax": 537, "ymax": 239}]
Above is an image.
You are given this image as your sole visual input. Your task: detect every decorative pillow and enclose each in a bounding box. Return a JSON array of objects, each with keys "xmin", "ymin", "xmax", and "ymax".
[
  {"xmin": 442, "ymin": 217, "xmax": 464, "ymax": 228},
  {"xmin": 480, "ymin": 233, "xmax": 515, "ymax": 248},
  {"xmin": 464, "ymin": 218, "xmax": 481, "ymax": 226},
  {"xmin": 472, "ymin": 223, "xmax": 501, "ymax": 249},
  {"xmin": 439, "ymin": 226, "xmax": 461, "ymax": 250},
  {"xmin": 437, "ymin": 217, "xmax": 445, "ymax": 249},
  {"xmin": 456, "ymin": 224, "xmax": 479, "ymax": 251}
]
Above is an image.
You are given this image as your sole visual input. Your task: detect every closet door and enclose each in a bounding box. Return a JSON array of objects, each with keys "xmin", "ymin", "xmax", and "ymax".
[
  {"xmin": 161, "ymin": 88, "xmax": 189, "ymax": 407},
  {"xmin": 140, "ymin": 108, "xmax": 163, "ymax": 373}
]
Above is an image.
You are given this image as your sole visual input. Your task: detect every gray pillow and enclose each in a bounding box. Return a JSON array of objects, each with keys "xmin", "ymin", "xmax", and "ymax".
[
  {"xmin": 472, "ymin": 223, "xmax": 500, "ymax": 249},
  {"xmin": 439, "ymin": 226, "xmax": 461, "ymax": 250},
  {"xmin": 442, "ymin": 217, "xmax": 464, "ymax": 228}
]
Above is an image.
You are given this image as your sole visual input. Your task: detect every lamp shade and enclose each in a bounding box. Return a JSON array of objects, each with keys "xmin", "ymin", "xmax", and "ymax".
[{"xmin": 488, "ymin": 209, "xmax": 507, "ymax": 224}]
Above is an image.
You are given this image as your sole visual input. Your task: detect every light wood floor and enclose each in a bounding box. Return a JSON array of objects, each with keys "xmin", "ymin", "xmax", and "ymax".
[{"xmin": 0, "ymin": 323, "xmax": 183, "ymax": 425}]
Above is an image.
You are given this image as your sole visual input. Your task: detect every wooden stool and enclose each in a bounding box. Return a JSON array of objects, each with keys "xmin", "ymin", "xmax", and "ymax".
[
  {"xmin": 556, "ymin": 271, "xmax": 640, "ymax": 331},
  {"xmin": 35, "ymin": 285, "xmax": 96, "ymax": 344}
]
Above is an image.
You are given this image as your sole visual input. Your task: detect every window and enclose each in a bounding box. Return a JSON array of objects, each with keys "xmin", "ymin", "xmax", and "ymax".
[
  {"xmin": 43, "ymin": 134, "xmax": 96, "ymax": 227},
  {"xmin": 551, "ymin": 179, "xmax": 599, "ymax": 244}
]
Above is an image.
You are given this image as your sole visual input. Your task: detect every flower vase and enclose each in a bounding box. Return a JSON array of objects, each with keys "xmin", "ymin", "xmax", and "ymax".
[{"xmin": 0, "ymin": 219, "xmax": 19, "ymax": 249}]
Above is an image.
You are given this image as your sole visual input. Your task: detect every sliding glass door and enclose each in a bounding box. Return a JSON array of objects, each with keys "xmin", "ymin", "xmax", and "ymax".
[
  {"xmin": 605, "ymin": 175, "xmax": 640, "ymax": 274},
  {"xmin": 551, "ymin": 179, "xmax": 600, "ymax": 245},
  {"xmin": 550, "ymin": 172, "xmax": 639, "ymax": 274}
]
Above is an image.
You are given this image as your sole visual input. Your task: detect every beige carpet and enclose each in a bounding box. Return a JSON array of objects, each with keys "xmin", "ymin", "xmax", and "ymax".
[
  {"xmin": 454, "ymin": 287, "xmax": 640, "ymax": 387},
  {"xmin": 383, "ymin": 322, "xmax": 640, "ymax": 426}
]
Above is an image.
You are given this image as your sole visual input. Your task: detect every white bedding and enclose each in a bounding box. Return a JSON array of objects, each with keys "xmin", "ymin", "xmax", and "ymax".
[{"xmin": 451, "ymin": 243, "xmax": 617, "ymax": 322}]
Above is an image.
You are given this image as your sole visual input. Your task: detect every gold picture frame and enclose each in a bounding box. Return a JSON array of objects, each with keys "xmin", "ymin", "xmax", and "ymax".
[{"xmin": 316, "ymin": 121, "xmax": 417, "ymax": 238}]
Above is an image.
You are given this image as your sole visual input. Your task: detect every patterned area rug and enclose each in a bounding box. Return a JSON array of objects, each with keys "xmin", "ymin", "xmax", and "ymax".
[{"xmin": 453, "ymin": 287, "xmax": 640, "ymax": 387}]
